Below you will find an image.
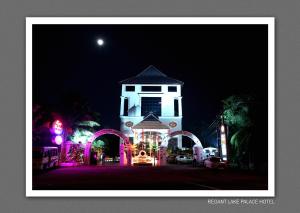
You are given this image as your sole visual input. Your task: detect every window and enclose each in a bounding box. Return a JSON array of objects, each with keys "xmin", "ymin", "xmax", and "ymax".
[
  {"xmin": 174, "ymin": 99, "xmax": 179, "ymax": 116},
  {"xmin": 141, "ymin": 86, "xmax": 161, "ymax": 92},
  {"xmin": 125, "ymin": 86, "xmax": 135, "ymax": 92},
  {"xmin": 124, "ymin": 98, "xmax": 128, "ymax": 116},
  {"xmin": 168, "ymin": 86, "xmax": 177, "ymax": 92},
  {"xmin": 141, "ymin": 97, "xmax": 161, "ymax": 116}
]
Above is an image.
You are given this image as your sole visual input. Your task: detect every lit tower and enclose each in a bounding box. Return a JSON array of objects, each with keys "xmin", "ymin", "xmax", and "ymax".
[{"xmin": 119, "ymin": 65, "xmax": 184, "ymax": 149}]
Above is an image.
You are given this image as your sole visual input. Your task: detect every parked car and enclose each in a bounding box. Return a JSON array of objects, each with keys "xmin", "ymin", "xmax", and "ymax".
[
  {"xmin": 203, "ymin": 157, "xmax": 226, "ymax": 169},
  {"xmin": 175, "ymin": 155, "xmax": 193, "ymax": 164}
]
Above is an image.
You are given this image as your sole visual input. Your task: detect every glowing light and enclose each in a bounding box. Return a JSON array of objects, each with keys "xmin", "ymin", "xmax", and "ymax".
[
  {"xmin": 52, "ymin": 120, "xmax": 63, "ymax": 135},
  {"xmin": 97, "ymin": 39, "xmax": 104, "ymax": 46},
  {"xmin": 54, "ymin": 135, "xmax": 63, "ymax": 145},
  {"xmin": 221, "ymin": 125, "xmax": 225, "ymax": 133},
  {"xmin": 221, "ymin": 134, "xmax": 226, "ymax": 140},
  {"xmin": 221, "ymin": 132, "xmax": 227, "ymax": 161},
  {"xmin": 70, "ymin": 129, "xmax": 94, "ymax": 144},
  {"xmin": 221, "ymin": 143, "xmax": 227, "ymax": 155}
]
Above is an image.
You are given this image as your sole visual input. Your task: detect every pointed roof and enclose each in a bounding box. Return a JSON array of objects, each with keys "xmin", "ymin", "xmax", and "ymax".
[
  {"xmin": 132, "ymin": 112, "xmax": 170, "ymax": 130},
  {"xmin": 136, "ymin": 65, "xmax": 167, "ymax": 77},
  {"xmin": 120, "ymin": 65, "xmax": 184, "ymax": 85}
]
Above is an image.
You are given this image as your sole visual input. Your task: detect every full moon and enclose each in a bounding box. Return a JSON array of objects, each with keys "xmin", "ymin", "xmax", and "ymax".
[{"xmin": 97, "ymin": 39, "xmax": 104, "ymax": 46}]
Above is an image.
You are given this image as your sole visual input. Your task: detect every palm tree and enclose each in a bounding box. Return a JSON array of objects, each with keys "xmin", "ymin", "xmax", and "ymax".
[{"xmin": 222, "ymin": 95, "xmax": 254, "ymax": 169}]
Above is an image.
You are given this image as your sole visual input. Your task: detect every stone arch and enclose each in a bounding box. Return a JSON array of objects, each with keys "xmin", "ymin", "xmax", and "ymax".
[
  {"xmin": 84, "ymin": 129, "xmax": 131, "ymax": 166},
  {"xmin": 160, "ymin": 130, "xmax": 203, "ymax": 148},
  {"xmin": 158, "ymin": 130, "xmax": 203, "ymax": 165}
]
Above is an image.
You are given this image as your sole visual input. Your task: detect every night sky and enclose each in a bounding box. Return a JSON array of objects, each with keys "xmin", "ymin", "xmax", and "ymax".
[{"xmin": 33, "ymin": 24, "xmax": 268, "ymax": 131}]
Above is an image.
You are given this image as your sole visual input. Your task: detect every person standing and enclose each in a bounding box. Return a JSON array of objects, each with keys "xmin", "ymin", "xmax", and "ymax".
[
  {"xmin": 101, "ymin": 152, "xmax": 106, "ymax": 165},
  {"xmin": 192, "ymin": 154, "xmax": 197, "ymax": 167}
]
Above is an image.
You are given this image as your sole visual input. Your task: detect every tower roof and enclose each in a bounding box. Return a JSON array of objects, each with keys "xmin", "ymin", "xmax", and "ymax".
[
  {"xmin": 132, "ymin": 112, "xmax": 170, "ymax": 130},
  {"xmin": 120, "ymin": 65, "xmax": 184, "ymax": 85}
]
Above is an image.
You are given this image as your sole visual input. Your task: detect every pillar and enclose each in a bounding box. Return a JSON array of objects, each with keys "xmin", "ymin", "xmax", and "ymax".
[
  {"xmin": 193, "ymin": 145, "xmax": 203, "ymax": 163},
  {"xmin": 177, "ymin": 136, "xmax": 182, "ymax": 149},
  {"xmin": 127, "ymin": 148, "xmax": 132, "ymax": 166},
  {"xmin": 178, "ymin": 96, "xmax": 183, "ymax": 116},
  {"xmin": 119, "ymin": 143, "xmax": 125, "ymax": 166},
  {"xmin": 178, "ymin": 96, "xmax": 183, "ymax": 149},
  {"xmin": 60, "ymin": 141, "xmax": 69, "ymax": 162},
  {"xmin": 120, "ymin": 96, "xmax": 125, "ymax": 116},
  {"xmin": 158, "ymin": 146, "xmax": 167, "ymax": 166},
  {"xmin": 84, "ymin": 142, "xmax": 92, "ymax": 165}
]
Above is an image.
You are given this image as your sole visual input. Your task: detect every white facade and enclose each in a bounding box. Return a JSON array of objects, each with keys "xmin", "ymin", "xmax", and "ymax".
[{"xmin": 120, "ymin": 82, "xmax": 183, "ymax": 148}]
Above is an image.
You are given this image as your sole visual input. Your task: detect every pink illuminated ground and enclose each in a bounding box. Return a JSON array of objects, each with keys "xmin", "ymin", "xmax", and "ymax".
[{"xmin": 33, "ymin": 164, "xmax": 267, "ymax": 190}]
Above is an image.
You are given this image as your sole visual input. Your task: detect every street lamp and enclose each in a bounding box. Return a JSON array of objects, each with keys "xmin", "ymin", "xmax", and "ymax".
[{"xmin": 220, "ymin": 116, "xmax": 228, "ymax": 161}]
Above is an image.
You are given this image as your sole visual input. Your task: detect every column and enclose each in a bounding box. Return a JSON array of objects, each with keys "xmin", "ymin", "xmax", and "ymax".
[
  {"xmin": 158, "ymin": 147, "xmax": 167, "ymax": 166},
  {"xmin": 119, "ymin": 143, "xmax": 124, "ymax": 166},
  {"xmin": 193, "ymin": 145, "xmax": 203, "ymax": 163},
  {"xmin": 177, "ymin": 136, "xmax": 182, "ymax": 149},
  {"xmin": 178, "ymin": 96, "xmax": 183, "ymax": 116},
  {"xmin": 127, "ymin": 148, "xmax": 132, "ymax": 166},
  {"xmin": 84, "ymin": 142, "xmax": 92, "ymax": 165},
  {"xmin": 120, "ymin": 96, "xmax": 125, "ymax": 116}
]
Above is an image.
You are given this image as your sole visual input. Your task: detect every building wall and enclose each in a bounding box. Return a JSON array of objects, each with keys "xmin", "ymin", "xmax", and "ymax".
[{"xmin": 120, "ymin": 84, "xmax": 183, "ymax": 148}]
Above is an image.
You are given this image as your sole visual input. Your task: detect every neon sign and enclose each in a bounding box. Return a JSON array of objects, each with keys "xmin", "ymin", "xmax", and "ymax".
[
  {"xmin": 220, "ymin": 125, "xmax": 227, "ymax": 161},
  {"xmin": 52, "ymin": 120, "xmax": 63, "ymax": 135},
  {"xmin": 54, "ymin": 135, "xmax": 63, "ymax": 145}
]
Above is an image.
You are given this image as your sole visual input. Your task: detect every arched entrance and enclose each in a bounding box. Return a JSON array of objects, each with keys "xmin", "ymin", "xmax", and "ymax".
[
  {"xmin": 132, "ymin": 131, "xmax": 163, "ymax": 166},
  {"xmin": 159, "ymin": 130, "xmax": 204, "ymax": 165},
  {"xmin": 161, "ymin": 131, "xmax": 203, "ymax": 148},
  {"xmin": 84, "ymin": 129, "xmax": 131, "ymax": 166}
]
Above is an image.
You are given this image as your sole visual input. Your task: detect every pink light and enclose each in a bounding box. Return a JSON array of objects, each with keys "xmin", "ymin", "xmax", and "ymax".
[
  {"xmin": 54, "ymin": 135, "xmax": 63, "ymax": 145},
  {"xmin": 52, "ymin": 120, "xmax": 63, "ymax": 135}
]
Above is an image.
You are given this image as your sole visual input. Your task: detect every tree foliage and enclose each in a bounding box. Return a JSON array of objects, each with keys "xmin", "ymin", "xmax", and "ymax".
[
  {"xmin": 33, "ymin": 92, "xmax": 102, "ymax": 147},
  {"xmin": 32, "ymin": 104, "xmax": 53, "ymax": 146},
  {"xmin": 222, "ymin": 95, "xmax": 255, "ymax": 169},
  {"xmin": 92, "ymin": 139, "xmax": 105, "ymax": 149},
  {"xmin": 223, "ymin": 95, "xmax": 252, "ymax": 128},
  {"xmin": 69, "ymin": 128, "xmax": 94, "ymax": 144}
]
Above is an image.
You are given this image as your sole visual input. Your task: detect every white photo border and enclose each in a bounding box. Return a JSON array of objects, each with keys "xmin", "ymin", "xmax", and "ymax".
[{"xmin": 26, "ymin": 17, "xmax": 275, "ymax": 197}]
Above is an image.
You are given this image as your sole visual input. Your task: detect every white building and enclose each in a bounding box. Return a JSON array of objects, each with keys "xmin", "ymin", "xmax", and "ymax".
[{"xmin": 119, "ymin": 65, "xmax": 184, "ymax": 158}]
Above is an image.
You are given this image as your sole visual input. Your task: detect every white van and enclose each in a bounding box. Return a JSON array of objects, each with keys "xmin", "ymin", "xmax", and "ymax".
[{"xmin": 33, "ymin": 147, "xmax": 59, "ymax": 170}]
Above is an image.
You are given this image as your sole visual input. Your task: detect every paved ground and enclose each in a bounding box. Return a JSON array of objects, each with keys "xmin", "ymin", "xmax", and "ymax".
[{"xmin": 33, "ymin": 164, "xmax": 267, "ymax": 190}]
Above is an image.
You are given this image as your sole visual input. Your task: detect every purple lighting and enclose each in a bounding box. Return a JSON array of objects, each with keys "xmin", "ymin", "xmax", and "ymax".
[
  {"xmin": 52, "ymin": 120, "xmax": 63, "ymax": 135},
  {"xmin": 54, "ymin": 135, "xmax": 63, "ymax": 145}
]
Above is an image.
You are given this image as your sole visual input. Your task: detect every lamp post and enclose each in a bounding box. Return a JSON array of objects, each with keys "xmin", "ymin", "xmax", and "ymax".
[{"xmin": 220, "ymin": 115, "xmax": 228, "ymax": 161}]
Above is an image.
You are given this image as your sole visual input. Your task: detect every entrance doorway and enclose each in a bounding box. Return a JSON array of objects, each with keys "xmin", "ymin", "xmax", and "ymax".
[{"xmin": 84, "ymin": 129, "xmax": 131, "ymax": 166}]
